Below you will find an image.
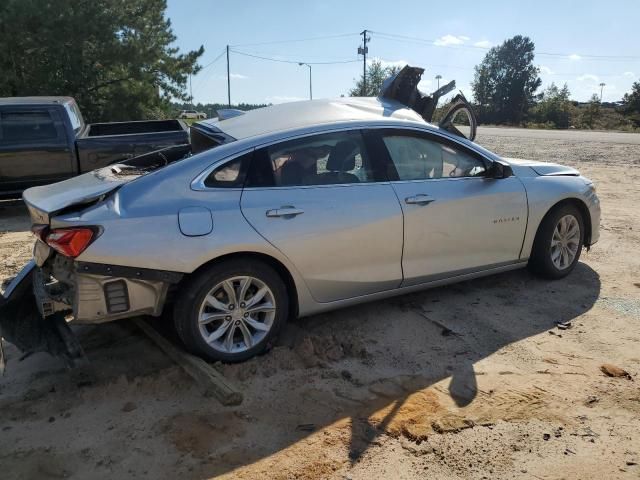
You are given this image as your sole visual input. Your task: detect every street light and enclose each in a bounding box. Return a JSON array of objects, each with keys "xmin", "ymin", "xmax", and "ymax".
[
  {"xmin": 435, "ymin": 74, "xmax": 442, "ymax": 90},
  {"xmin": 599, "ymin": 82, "xmax": 606, "ymax": 102},
  {"xmin": 299, "ymin": 62, "xmax": 312, "ymax": 100}
]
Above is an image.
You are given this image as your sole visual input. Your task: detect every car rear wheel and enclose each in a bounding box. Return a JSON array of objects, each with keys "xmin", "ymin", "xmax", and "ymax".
[
  {"xmin": 529, "ymin": 204, "xmax": 584, "ymax": 279},
  {"xmin": 174, "ymin": 259, "xmax": 288, "ymax": 362}
]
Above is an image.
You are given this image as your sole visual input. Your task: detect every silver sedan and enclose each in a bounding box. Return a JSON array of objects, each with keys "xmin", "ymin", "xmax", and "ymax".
[{"xmin": 1, "ymin": 67, "xmax": 600, "ymax": 364}]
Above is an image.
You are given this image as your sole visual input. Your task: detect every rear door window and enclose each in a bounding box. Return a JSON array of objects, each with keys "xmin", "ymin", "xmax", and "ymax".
[
  {"xmin": 0, "ymin": 110, "xmax": 61, "ymax": 144},
  {"xmin": 247, "ymin": 130, "xmax": 380, "ymax": 187}
]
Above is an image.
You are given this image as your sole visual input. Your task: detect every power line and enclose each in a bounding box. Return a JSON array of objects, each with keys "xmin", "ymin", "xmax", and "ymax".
[
  {"xmin": 230, "ymin": 49, "xmax": 360, "ymax": 65},
  {"xmin": 370, "ymin": 30, "xmax": 640, "ymax": 61},
  {"xmin": 199, "ymin": 48, "xmax": 227, "ymax": 71},
  {"xmin": 192, "ymin": 48, "xmax": 228, "ymax": 93},
  {"xmin": 230, "ymin": 32, "xmax": 359, "ymax": 48}
]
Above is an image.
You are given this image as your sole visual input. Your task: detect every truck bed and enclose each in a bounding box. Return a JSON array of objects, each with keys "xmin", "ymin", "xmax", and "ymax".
[
  {"xmin": 75, "ymin": 120, "xmax": 189, "ymax": 172},
  {"xmin": 85, "ymin": 119, "xmax": 185, "ymax": 137}
]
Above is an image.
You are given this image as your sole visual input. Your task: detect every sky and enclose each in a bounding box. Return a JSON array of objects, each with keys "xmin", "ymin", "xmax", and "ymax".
[{"xmin": 166, "ymin": 0, "xmax": 640, "ymax": 105}]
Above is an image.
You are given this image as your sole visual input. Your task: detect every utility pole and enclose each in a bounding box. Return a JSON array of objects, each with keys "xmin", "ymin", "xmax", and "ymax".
[
  {"xmin": 435, "ymin": 74, "xmax": 442, "ymax": 90},
  {"xmin": 358, "ymin": 30, "xmax": 369, "ymax": 95},
  {"xmin": 599, "ymin": 82, "xmax": 606, "ymax": 102},
  {"xmin": 189, "ymin": 73, "xmax": 193, "ymax": 106},
  {"xmin": 226, "ymin": 45, "xmax": 231, "ymax": 108},
  {"xmin": 299, "ymin": 63, "xmax": 312, "ymax": 100}
]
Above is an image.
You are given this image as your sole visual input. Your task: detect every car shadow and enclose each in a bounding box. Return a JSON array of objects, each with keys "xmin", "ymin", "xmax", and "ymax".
[
  {"xmin": 185, "ymin": 262, "xmax": 600, "ymax": 477},
  {"xmin": 0, "ymin": 262, "xmax": 601, "ymax": 479}
]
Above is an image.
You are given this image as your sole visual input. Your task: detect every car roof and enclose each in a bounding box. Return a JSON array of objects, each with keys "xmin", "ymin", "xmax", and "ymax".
[
  {"xmin": 199, "ymin": 97, "xmax": 428, "ymax": 140},
  {"xmin": 0, "ymin": 96, "xmax": 75, "ymax": 106}
]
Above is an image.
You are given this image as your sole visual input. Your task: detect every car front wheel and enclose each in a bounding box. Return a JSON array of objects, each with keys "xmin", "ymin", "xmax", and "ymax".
[
  {"xmin": 174, "ymin": 259, "xmax": 288, "ymax": 362},
  {"xmin": 529, "ymin": 204, "xmax": 584, "ymax": 279}
]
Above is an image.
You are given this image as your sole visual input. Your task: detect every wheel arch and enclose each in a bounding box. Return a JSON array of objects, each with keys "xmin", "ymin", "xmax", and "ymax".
[
  {"xmin": 535, "ymin": 197, "xmax": 592, "ymax": 247},
  {"xmin": 180, "ymin": 251, "xmax": 300, "ymax": 318}
]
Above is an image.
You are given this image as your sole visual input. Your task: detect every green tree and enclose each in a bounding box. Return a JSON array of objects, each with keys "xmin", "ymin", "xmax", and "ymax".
[
  {"xmin": 471, "ymin": 35, "xmax": 542, "ymax": 124},
  {"xmin": 622, "ymin": 80, "xmax": 640, "ymax": 127},
  {"xmin": 532, "ymin": 82, "xmax": 574, "ymax": 128},
  {"xmin": 582, "ymin": 94, "xmax": 601, "ymax": 128},
  {"xmin": 349, "ymin": 60, "xmax": 402, "ymax": 97},
  {"xmin": 0, "ymin": 0, "xmax": 203, "ymax": 121}
]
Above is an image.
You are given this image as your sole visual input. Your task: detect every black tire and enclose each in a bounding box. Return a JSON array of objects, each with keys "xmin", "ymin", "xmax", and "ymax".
[
  {"xmin": 174, "ymin": 259, "xmax": 288, "ymax": 362},
  {"xmin": 528, "ymin": 204, "xmax": 585, "ymax": 279}
]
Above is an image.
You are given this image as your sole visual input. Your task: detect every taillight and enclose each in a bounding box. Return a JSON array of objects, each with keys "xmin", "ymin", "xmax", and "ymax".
[{"xmin": 44, "ymin": 228, "xmax": 96, "ymax": 258}]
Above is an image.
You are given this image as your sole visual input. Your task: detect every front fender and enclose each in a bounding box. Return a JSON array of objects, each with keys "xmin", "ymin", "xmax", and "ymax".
[{"xmin": 520, "ymin": 175, "xmax": 600, "ymax": 258}]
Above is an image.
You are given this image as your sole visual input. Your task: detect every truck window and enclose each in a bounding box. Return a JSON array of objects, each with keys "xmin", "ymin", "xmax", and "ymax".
[
  {"xmin": 64, "ymin": 101, "xmax": 83, "ymax": 133},
  {"xmin": 0, "ymin": 110, "xmax": 59, "ymax": 144}
]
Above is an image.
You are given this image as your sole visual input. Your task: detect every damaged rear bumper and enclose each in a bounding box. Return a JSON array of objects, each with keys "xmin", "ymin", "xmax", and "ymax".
[
  {"xmin": 30, "ymin": 251, "xmax": 183, "ymax": 324},
  {"xmin": 72, "ymin": 262, "xmax": 183, "ymax": 323},
  {"xmin": 0, "ymin": 261, "xmax": 84, "ymax": 368},
  {"xmin": 0, "ymin": 255, "xmax": 183, "ymax": 366},
  {"xmin": 1, "ymin": 259, "xmax": 36, "ymax": 307}
]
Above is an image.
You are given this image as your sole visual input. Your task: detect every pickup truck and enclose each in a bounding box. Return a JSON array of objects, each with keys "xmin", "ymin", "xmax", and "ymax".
[{"xmin": 0, "ymin": 97, "xmax": 189, "ymax": 196}]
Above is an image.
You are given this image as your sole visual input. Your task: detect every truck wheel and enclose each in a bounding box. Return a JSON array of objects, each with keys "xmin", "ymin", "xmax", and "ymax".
[
  {"xmin": 174, "ymin": 259, "xmax": 288, "ymax": 362},
  {"xmin": 528, "ymin": 204, "xmax": 584, "ymax": 279}
]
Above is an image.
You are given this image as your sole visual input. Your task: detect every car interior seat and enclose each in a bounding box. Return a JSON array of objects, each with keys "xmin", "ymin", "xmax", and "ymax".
[{"xmin": 308, "ymin": 140, "xmax": 361, "ymax": 185}]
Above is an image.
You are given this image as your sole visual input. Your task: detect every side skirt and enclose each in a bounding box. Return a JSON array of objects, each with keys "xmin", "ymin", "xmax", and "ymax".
[{"xmin": 299, "ymin": 260, "xmax": 529, "ymax": 317}]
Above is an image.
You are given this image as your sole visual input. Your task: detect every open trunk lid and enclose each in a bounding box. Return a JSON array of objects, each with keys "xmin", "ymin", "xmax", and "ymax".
[
  {"xmin": 23, "ymin": 144, "xmax": 192, "ymax": 225},
  {"xmin": 23, "ymin": 170, "xmax": 126, "ymax": 225}
]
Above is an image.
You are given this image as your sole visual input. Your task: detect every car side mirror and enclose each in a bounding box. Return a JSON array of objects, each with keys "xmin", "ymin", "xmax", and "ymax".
[{"xmin": 488, "ymin": 161, "xmax": 513, "ymax": 179}]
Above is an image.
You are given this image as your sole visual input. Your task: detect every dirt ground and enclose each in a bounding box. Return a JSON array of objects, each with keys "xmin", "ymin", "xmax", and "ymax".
[{"xmin": 1, "ymin": 130, "xmax": 639, "ymax": 479}]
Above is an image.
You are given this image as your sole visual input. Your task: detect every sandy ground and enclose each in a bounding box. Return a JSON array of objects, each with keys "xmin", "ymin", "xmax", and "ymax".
[{"xmin": 1, "ymin": 130, "xmax": 639, "ymax": 479}]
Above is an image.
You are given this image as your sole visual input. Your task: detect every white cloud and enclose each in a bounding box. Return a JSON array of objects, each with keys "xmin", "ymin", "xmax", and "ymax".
[
  {"xmin": 418, "ymin": 79, "xmax": 433, "ymax": 91},
  {"xmin": 265, "ymin": 95, "xmax": 306, "ymax": 104},
  {"xmin": 473, "ymin": 40, "xmax": 492, "ymax": 48},
  {"xmin": 368, "ymin": 57, "xmax": 408, "ymax": 69},
  {"xmin": 434, "ymin": 34, "xmax": 468, "ymax": 46},
  {"xmin": 216, "ymin": 73, "xmax": 248, "ymax": 80},
  {"xmin": 623, "ymin": 71, "xmax": 635, "ymax": 78},
  {"xmin": 539, "ymin": 65, "xmax": 554, "ymax": 75},
  {"xmin": 577, "ymin": 74, "xmax": 599, "ymax": 82},
  {"xmin": 568, "ymin": 54, "xmax": 582, "ymax": 61}
]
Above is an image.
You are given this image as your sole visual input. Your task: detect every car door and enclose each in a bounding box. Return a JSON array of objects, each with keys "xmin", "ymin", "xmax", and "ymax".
[
  {"xmin": 0, "ymin": 106, "xmax": 74, "ymax": 192},
  {"xmin": 240, "ymin": 129, "xmax": 404, "ymax": 303},
  {"xmin": 370, "ymin": 128, "xmax": 528, "ymax": 286}
]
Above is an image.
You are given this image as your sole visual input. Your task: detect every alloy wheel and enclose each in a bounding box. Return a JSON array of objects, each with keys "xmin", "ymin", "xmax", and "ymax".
[
  {"xmin": 550, "ymin": 214, "xmax": 581, "ymax": 270},
  {"xmin": 197, "ymin": 276, "xmax": 276, "ymax": 353}
]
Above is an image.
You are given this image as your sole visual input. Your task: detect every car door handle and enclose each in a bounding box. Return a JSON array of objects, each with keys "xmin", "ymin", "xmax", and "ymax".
[
  {"xmin": 266, "ymin": 206, "xmax": 305, "ymax": 217},
  {"xmin": 405, "ymin": 194, "xmax": 435, "ymax": 205}
]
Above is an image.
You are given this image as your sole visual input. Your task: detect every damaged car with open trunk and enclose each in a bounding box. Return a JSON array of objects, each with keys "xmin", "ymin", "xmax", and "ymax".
[{"xmin": 0, "ymin": 66, "xmax": 600, "ymax": 368}]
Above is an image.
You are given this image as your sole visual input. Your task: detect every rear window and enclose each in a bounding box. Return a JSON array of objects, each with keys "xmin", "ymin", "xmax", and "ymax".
[
  {"xmin": 203, "ymin": 151, "xmax": 252, "ymax": 188},
  {"xmin": 0, "ymin": 110, "xmax": 60, "ymax": 144},
  {"xmin": 64, "ymin": 101, "xmax": 84, "ymax": 133}
]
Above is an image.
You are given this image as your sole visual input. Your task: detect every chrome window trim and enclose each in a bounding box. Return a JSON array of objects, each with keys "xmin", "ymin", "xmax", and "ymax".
[
  {"xmin": 242, "ymin": 181, "xmax": 393, "ymax": 192},
  {"xmin": 389, "ymin": 176, "xmax": 488, "ymax": 186},
  {"xmin": 190, "ymin": 121, "xmax": 495, "ymax": 192}
]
